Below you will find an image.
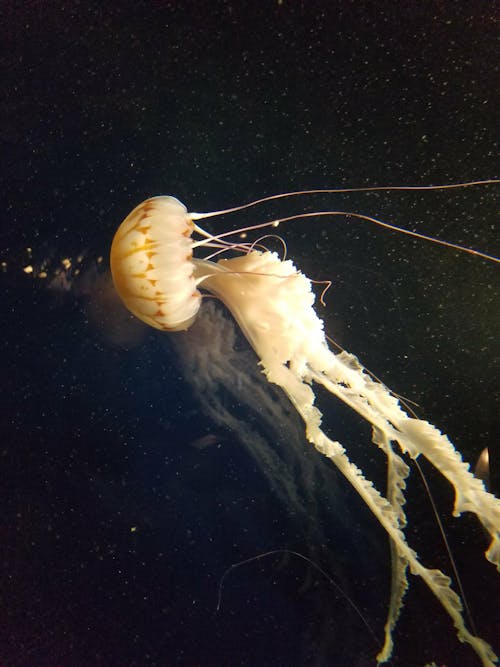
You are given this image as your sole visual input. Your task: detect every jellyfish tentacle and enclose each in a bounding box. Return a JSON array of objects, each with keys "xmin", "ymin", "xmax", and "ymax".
[
  {"xmin": 190, "ymin": 180, "xmax": 500, "ymax": 222},
  {"xmin": 197, "ymin": 249, "xmax": 498, "ymax": 666},
  {"xmin": 372, "ymin": 427, "xmax": 410, "ymax": 663}
]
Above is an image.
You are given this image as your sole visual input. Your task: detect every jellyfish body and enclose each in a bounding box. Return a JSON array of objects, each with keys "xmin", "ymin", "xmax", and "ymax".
[
  {"xmin": 110, "ymin": 196, "xmax": 201, "ymax": 331},
  {"xmin": 111, "ymin": 195, "xmax": 500, "ymax": 666}
]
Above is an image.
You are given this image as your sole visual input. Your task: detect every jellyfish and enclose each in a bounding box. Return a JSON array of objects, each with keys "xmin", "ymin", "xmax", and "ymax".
[{"xmin": 110, "ymin": 184, "xmax": 499, "ymax": 666}]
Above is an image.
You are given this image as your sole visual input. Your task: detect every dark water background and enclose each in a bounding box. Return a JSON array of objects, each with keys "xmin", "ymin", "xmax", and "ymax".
[{"xmin": 1, "ymin": 3, "xmax": 498, "ymax": 666}]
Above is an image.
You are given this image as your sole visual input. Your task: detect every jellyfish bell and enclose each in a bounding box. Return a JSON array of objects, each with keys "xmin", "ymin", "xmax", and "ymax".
[
  {"xmin": 110, "ymin": 196, "xmax": 201, "ymax": 332},
  {"xmin": 110, "ymin": 183, "xmax": 499, "ymax": 666}
]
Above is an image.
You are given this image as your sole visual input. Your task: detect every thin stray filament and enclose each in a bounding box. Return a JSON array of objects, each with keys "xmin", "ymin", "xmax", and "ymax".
[{"xmin": 216, "ymin": 548, "xmax": 381, "ymax": 648}]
